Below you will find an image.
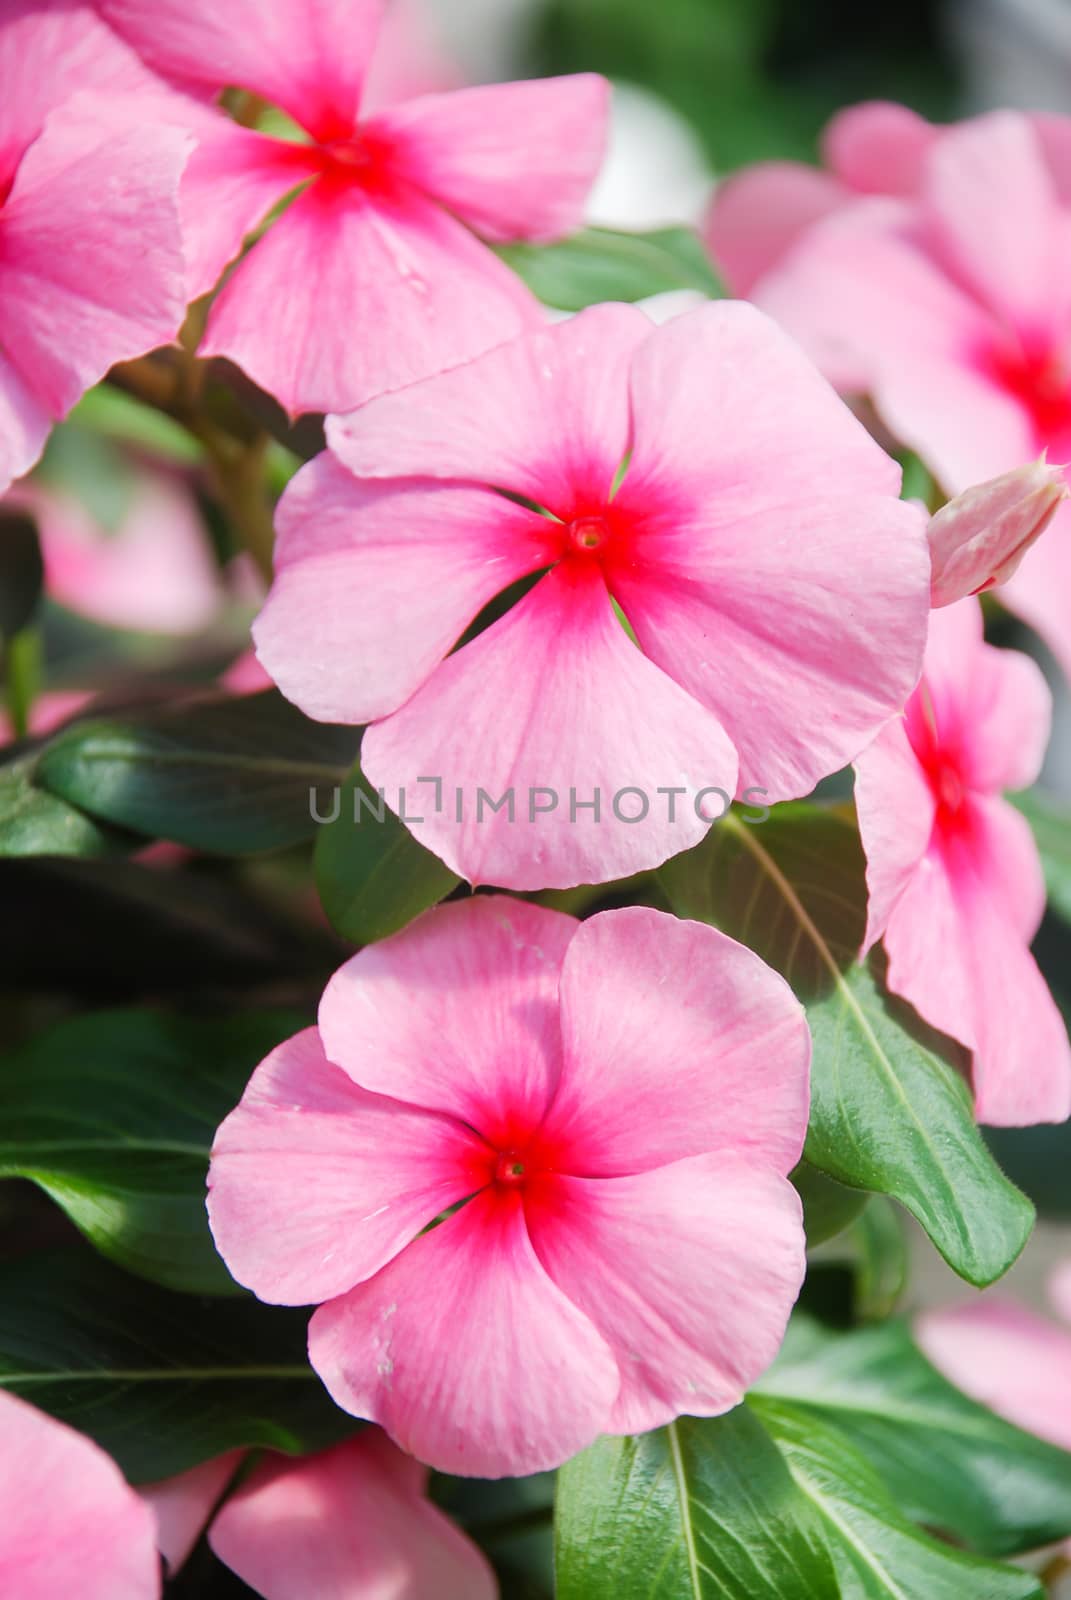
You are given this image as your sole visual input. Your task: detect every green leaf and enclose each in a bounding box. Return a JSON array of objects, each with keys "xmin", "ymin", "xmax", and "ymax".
[
  {"xmin": 70, "ymin": 384, "xmax": 204, "ymax": 466},
  {"xmin": 660, "ymin": 806, "xmax": 1033, "ymax": 1286},
  {"xmin": 0, "ymin": 1250, "xmax": 353, "ymax": 1482},
  {"xmin": 35, "ymin": 690, "xmax": 359, "ymax": 853},
  {"xmin": 497, "ymin": 225, "xmax": 722, "ymax": 311},
  {"xmin": 792, "ymin": 1160, "xmax": 870, "ymax": 1247},
  {"xmin": 1012, "ymin": 787, "xmax": 1071, "ymax": 924},
  {"xmin": 314, "ymin": 762, "xmax": 461, "ymax": 944},
  {"xmin": 555, "ymin": 1408, "xmax": 838, "ymax": 1598},
  {"xmin": 0, "ymin": 751, "xmax": 130, "ymax": 857},
  {"xmin": 0, "ymin": 507, "xmax": 44, "ymax": 640},
  {"xmin": 0, "ymin": 1008, "xmax": 302, "ymax": 1293},
  {"xmin": 755, "ymin": 1314, "xmax": 1071, "ymax": 1557},
  {"xmin": 752, "ymin": 1399, "xmax": 1042, "ymax": 1600}
]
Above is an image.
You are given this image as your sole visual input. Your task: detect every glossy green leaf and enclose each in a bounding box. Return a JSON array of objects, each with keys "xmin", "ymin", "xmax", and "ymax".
[
  {"xmin": 661, "ymin": 806, "xmax": 1033, "ymax": 1286},
  {"xmin": 497, "ymin": 225, "xmax": 721, "ymax": 310},
  {"xmin": 752, "ymin": 1399, "xmax": 1042, "ymax": 1600},
  {"xmin": 0, "ymin": 1008, "xmax": 302, "ymax": 1293},
  {"xmin": 314, "ymin": 762, "xmax": 461, "ymax": 944},
  {"xmin": 555, "ymin": 1408, "xmax": 837, "ymax": 1598},
  {"xmin": 0, "ymin": 751, "xmax": 129, "ymax": 857},
  {"xmin": 0, "ymin": 1250, "xmax": 353, "ymax": 1481},
  {"xmin": 35, "ymin": 690, "xmax": 359, "ymax": 853},
  {"xmin": 1013, "ymin": 787, "xmax": 1071, "ymax": 924},
  {"xmin": 755, "ymin": 1314, "xmax": 1071, "ymax": 1557},
  {"xmin": 792, "ymin": 1160, "xmax": 870, "ymax": 1247}
]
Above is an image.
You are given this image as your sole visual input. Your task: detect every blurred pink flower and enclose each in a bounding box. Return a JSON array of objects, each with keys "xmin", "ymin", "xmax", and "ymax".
[
  {"xmin": 743, "ymin": 111, "xmax": 1071, "ymax": 679},
  {"xmin": 208, "ymin": 896, "xmax": 810, "ymax": 1476},
  {"xmin": 0, "ymin": 1, "xmax": 191, "ymax": 492},
  {"xmin": 0, "ymin": 687, "xmax": 91, "ymax": 745},
  {"xmin": 0, "ymin": 1389, "xmax": 160, "ymax": 1600},
  {"xmin": 11, "ymin": 468, "xmax": 223, "ymax": 634},
  {"xmin": 255, "ymin": 300, "xmax": 928, "ymax": 889},
  {"xmin": 917, "ymin": 1264, "xmax": 1071, "ymax": 1454},
  {"xmin": 855, "ymin": 597, "xmax": 1071, "ymax": 1126},
  {"xmin": 138, "ymin": 1433, "xmax": 494, "ymax": 1596},
  {"xmin": 99, "ymin": 0, "xmax": 608, "ymax": 415}
]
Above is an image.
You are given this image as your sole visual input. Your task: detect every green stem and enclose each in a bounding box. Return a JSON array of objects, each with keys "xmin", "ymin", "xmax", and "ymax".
[{"xmin": 4, "ymin": 627, "xmax": 41, "ymax": 738}]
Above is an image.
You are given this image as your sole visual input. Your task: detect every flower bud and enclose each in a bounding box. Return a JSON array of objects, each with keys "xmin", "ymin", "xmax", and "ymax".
[{"xmin": 928, "ymin": 457, "xmax": 1067, "ymax": 608}]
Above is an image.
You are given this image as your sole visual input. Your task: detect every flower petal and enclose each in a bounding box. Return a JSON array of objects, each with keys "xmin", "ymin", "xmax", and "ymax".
[
  {"xmin": 854, "ymin": 713, "xmax": 937, "ymax": 954},
  {"xmin": 199, "ymin": 177, "xmax": 539, "ymax": 414},
  {"xmin": 255, "ymin": 453, "xmax": 559, "ymax": 723},
  {"xmin": 100, "ymin": 0, "xmax": 385, "ymax": 141},
  {"xmin": 526, "ymin": 1155, "xmax": 805, "ymax": 1433},
  {"xmin": 360, "ymin": 562, "xmax": 739, "ymax": 890},
  {"xmin": 308, "ymin": 1188, "xmax": 619, "ymax": 1477},
  {"xmin": 1001, "ymin": 497, "xmax": 1071, "ymax": 683},
  {"xmin": 917, "ymin": 1299, "xmax": 1071, "ymax": 1452},
  {"xmin": 140, "ymin": 1452, "xmax": 243, "ymax": 1575},
  {"xmin": 704, "ymin": 161, "xmax": 847, "ymax": 294},
  {"xmin": 0, "ymin": 351, "xmax": 51, "ymax": 493},
  {"xmin": 611, "ymin": 301, "xmax": 930, "ymax": 800},
  {"xmin": 539, "ymin": 906, "xmax": 810, "ymax": 1175},
  {"xmin": 372, "ymin": 73, "xmax": 609, "ymax": 242},
  {"xmin": 207, "ymin": 1028, "xmax": 489, "ymax": 1305},
  {"xmin": 0, "ymin": 1390, "xmax": 161, "ymax": 1600},
  {"xmin": 821, "ymin": 101, "xmax": 938, "ymax": 196},
  {"xmin": 209, "ymin": 1434, "xmax": 496, "ymax": 1600},
  {"xmin": 318, "ymin": 897, "xmax": 575, "ymax": 1143},
  {"xmin": 328, "ymin": 302, "xmax": 650, "ymax": 514}
]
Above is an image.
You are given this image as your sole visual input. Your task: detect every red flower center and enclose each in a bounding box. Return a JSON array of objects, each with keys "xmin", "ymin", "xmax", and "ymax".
[
  {"xmin": 985, "ymin": 339, "xmax": 1071, "ymax": 451},
  {"xmin": 493, "ymin": 1150, "xmax": 530, "ymax": 1188},
  {"xmin": 315, "ymin": 128, "xmax": 398, "ymax": 197},
  {"xmin": 566, "ymin": 513, "xmax": 611, "ymax": 554}
]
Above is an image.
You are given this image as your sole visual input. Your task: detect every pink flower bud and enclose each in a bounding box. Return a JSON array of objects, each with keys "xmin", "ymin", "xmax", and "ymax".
[{"xmin": 928, "ymin": 457, "xmax": 1067, "ymax": 608}]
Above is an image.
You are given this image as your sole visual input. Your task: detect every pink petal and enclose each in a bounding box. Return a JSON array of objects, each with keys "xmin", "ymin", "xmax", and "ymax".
[
  {"xmin": 360, "ymin": 0, "xmax": 463, "ymax": 113},
  {"xmin": 199, "ymin": 176, "xmax": 540, "ymax": 415},
  {"xmin": 884, "ymin": 801, "xmax": 1071, "ymax": 1126},
  {"xmin": 917, "ymin": 1299, "xmax": 1071, "ymax": 1451},
  {"xmin": 0, "ymin": 1390, "xmax": 160, "ymax": 1600},
  {"xmin": 0, "ymin": 352, "xmax": 51, "ymax": 493},
  {"xmin": 207, "ymin": 1027, "xmax": 490, "ymax": 1305},
  {"xmin": 308, "ymin": 1188, "xmax": 620, "ymax": 1477},
  {"xmin": 927, "ymin": 458, "xmax": 1069, "ymax": 608},
  {"xmin": 180, "ymin": 118, "xmax": 318, "ymax": 299},
  {"xmin": 0, "ymin": 103, "xmax": 189, "ymax": 420},
  {"xmin": 855, "ymin": 713, "xmax": 936, "ymax": 953},
  {"xmin": 704, "ymin": 161, "xmax": 847, "ymax": 294},
  {"xmin": 538, "ymin": 906, "xmax": 810, "ymax": 1175},
  {"xmin": 255, "ymin": 454, "xmax": 560, "ymax": 723},
  {"xmin": 99, "ymin": 0, "xmax": 386, "ymax": 142},
  {"xmin": 526, "ymin": 1155, "xmax": 805, "ymax": 1433},
  {"xmin": 612, "ymin": 301, "xmax": 930, "ymax": 800},
  {"xmin": 370, "ymin": 74, "xmax": 608, "ymax": 242},
  {"xmin": 1033, "ymin": 111, "xmax": 1071, "ymax": 203},
  {"xmin": 327, "ymin": 302, "xmax": 650, "ymax": 515},
  {"xmin": 923, "ymin": 112, "xmax": 1064, "ymax": 344},
  {"xmin": 1049, "ymin": 1260, "xmax": 1071, "ymax": 1326},
  {"xmin": 318, "ymin": 897, "xmax": 576, "ymax": 1143},
  {"xmin": 1001, "ymin": 497, "xmax": 1071, "ymax": 683},
  {"xmin": 360, "ymin": 562, "xmax": 739, "ymax": 891},
  {"xmin": 209, "ymin": 1434, "xmax": 497, "ymax": 1600},
  {"xmin": 821, "ymin": 101, "xmax": 938, "ymax": 195},
  {"xmin": 140, "ymin": 1451, "xmax": 243, "ymax": 1575}
]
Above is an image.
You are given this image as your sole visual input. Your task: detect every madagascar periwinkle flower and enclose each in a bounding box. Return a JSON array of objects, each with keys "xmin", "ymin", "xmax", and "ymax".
[
  {"xmin": 208, "ymin": 897, "xmax": 811, "ymax": 1477},
  {"xmin": 255, "ymin": 300, "xmax": 930, "ymax": 890},
  {"xmin": 0, "ymin": 1389, "xmax": 160, "ymax": 1600},
  {"xmin": 927, "ymin": 458, "xmax": 1067, "ymax": 608},
  {"xmin": 0, "ymin": 0, "xmax": 191, "ymax": 492},
  {"xmin": 855, "ymin": 597, "xmax": 1071, "ymax": 1126},
  {"xmin": 752, "ymin": 111, "xmax": 1071, "ymax": 681},
  {"xmin": 99, "ymin": 0, "xmax": 608, "ymax": 415}
]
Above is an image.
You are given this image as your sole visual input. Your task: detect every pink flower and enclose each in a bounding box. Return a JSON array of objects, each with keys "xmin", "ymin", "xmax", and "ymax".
[
  {"xmin": 927, "ymin": 458, "xmax": 1068, "ymax": 608},
  {"xmin": 749, "ymin": 111, "xmax": 1071, "ymax": 679},
  {"xmin": 254, "ymin": 301, "xmax": 929, "ymax": 890},
  {"xmin": 0, "ymin": 1, "xmax": 191, "ymax": 492},
  {"xmin": 207, "ymin": 896, "xmax": 811, "ymax": 1477},
  {"xmin": 0, "ymin": 1389, "xmax": 160, "ymax": 1600},
  {"xmin": 140, "ymin": 1434, "xmax": 496, "ymax": 1597},
  {"xmin": 916, "ymin": 1263, "xmax": 1071, "ymax": 1454},
  {"xmin": 855, "ymin": 597, "xmax": 1071, "ymax": 1127},
  {"xmin": 99, "ymin": 0, "xmax": 608, "ymax": 415}
]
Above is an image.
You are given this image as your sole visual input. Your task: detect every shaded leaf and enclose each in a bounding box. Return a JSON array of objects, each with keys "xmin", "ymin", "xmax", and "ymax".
[
  {"xmin": 0, "ymin": 751, "xmax": 130, "ymax": 857},
  {"xmin": 497, "ymin": 225, "xmax": 721, "ymax": 310},
  {"xmin": 661, "ymin": 807, "xmax": 1033, "ymax": 1286},
  {"xmin": 1013, "ymin": 787, "xmax": 1071, "ymax": 924}
]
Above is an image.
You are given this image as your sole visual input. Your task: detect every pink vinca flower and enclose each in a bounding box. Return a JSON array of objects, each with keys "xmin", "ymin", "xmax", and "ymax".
[
  {"xmin": 255, "ymin": 301, "xmax": 929, "ymax": 890},
  {"xmin": 917, "ymin": 1262, "xmax": 1071, "ymax": 1455},
  {"xmin": 99, "ymin": 0, "xmax": 608, "ymax": 415},
  {"xmin": 0, "ymin": 0, "xmax": 191, "ymax": 492},
  {"xmin": 752, "ymin": 111, "xmax": 1071, "ymax": 680},
  {"xmin": 855, "ymin": 597, "xmax": 1071, "ymax": 1126},
  {"xmin": 208, "ymin": 897, "xmax": 811, "ymax": 1477},
  {"xmin": 139, "ymin": 1434, "xmax": 495, "ymax": 1597},
  {"xmin": 0, "ymin": 1389, "xmax": 160, "ymax": 1600}
]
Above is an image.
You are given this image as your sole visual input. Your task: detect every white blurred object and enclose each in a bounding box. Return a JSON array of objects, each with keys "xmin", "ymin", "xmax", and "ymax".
[
  {"xmin": 949, "ymin": 0, "xmax": 1071, "ymax": 112},
  {"xmin": 587, "ymin": 82, "xmax": 714, "ymax": 229}
]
